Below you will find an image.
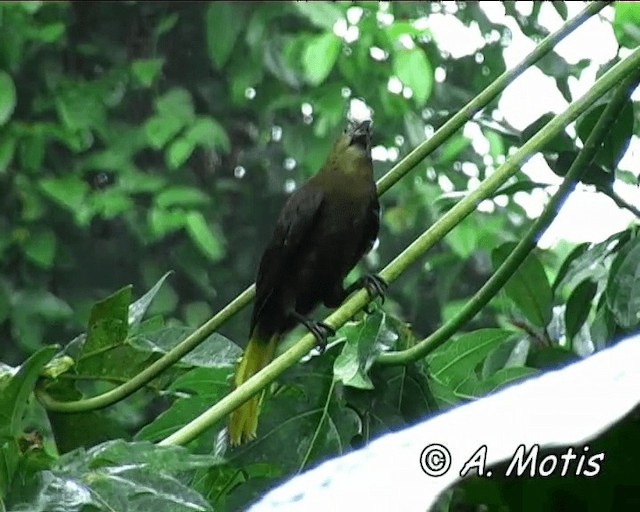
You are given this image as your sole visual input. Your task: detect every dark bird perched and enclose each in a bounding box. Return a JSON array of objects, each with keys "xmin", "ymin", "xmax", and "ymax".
[{"xmin": 228, "ymin": 119, "xmax": 386, "ymax": 446}]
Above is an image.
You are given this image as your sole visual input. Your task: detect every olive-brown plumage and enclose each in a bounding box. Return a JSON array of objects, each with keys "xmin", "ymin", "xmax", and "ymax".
[{"xmin": 229, "ymin": 120, "xmax": 381, "ymax": 445}]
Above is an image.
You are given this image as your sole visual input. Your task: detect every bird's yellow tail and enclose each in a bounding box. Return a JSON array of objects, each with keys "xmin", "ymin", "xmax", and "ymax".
[{"xmin": 228, "ymin": 334, "xmax": 279, "ymax": 446}]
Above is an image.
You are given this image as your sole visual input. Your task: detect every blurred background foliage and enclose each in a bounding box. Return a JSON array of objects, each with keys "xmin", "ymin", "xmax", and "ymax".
[
  {"xmin": 1, "ymin": 1, "xmax": 640, "ymax": 511},
  {"xmin": 0, "ymin": 1, "xmax": 534, "ymax": 364}
]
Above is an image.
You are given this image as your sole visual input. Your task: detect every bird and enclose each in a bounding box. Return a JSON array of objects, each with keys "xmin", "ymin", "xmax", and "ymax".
[{"xmin": 228, "ymin": 119, "xmax": 386, "ymax": 446}]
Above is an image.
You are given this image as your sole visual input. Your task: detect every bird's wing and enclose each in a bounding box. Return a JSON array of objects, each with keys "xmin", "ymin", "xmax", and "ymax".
[
  {"xmin": 358, "ymin": 196, "xmax": 381, "ymax": 257},
  {"xmin": 251, "ymin": 184, "xmax": 325, "ymax": 332}
]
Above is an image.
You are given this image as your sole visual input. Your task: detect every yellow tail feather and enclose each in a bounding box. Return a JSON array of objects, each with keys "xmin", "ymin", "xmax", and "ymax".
[{"xmin": 228, "ymin": 334, "xmax": 279, "ymax": 446}]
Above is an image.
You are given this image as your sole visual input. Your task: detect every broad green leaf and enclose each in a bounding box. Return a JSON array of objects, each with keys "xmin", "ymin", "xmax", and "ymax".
[
  {"xmin": 446, "ymin": 216, "xmax": 479, "ymax": 259},
  {"xmin": 606, "ymin": 239, "xmax": 640, "ymax": 329},
  {"xmin": 136, "ymin": 367, "xmax": 230, "ymax": 442},
  {"xmin": 183, "ymin": 301, "xmax": 212, "ymax": 326},
  {"xmin": 9, "ymin": 440, "xmax": 218, "ymax": 512},
  {"xmin": 484, "ymin": 129, "xmax": 505, "ymax": 161},
  {"xmin": 184, "ymin": 117, "xmax": 230, "ymax": 152},
  {"xmin": 55, "ymin": 86, "xmax": 105, "ymax": 132},
  {"xmin": 294, "ymin": 1, "xmax": 344, "ymax": 30},
  {"xmin": 131, "ymin": 326, "xmax": 240, "ymax": 369},
  {"xmin": 481, "ymin": 336, "xmax": 530, "ymax": 379},
  {"xmin": 576, "ymin": 100, "xmax": 634, "ymax": 172},
  {"xmin": 22, "ymin": 228, "xmax": 56, "ymax": 268},
  {"xmin": 128, "ymin": 271, "xmax": 173, "ymax": 328},
  {"xmin": 520, "ymin": 112, "xmax": 573, "ymax": 152},
  {"xmin": 131, "ymin": 58, "xmax": 165, "ymax": 87},
  {"xmin": 613, "ymin": 2, "xmax": 640, "ymax": 48},
  {"xmin": 185, "ymin": 211, "xmax": 225, "ymax": 262},
  {"xmin": 527, "ymin": 346, "xmax": 579, "ymax": 370},
  {"xmin": 32, "ymin": 22, "xmax": 65, "ymax": 43},
  {"xmin": 438, "ymin": 134, "xmax": 471, "ymax": 164},
  {"xmin": 0, "ymin": 345, "xmax": 57, "ymax": 438},
  {"xmin": 0, "ymin": 71, "xmax": 17, "ymax": 126},
  {"xmin": 205, "ymin": 3, "xmax": 245, "ymax": 69},
  {"xmin": 302, "ymin": 33, "xmax": 341, "ymax": 86},
  {"xmin": 144, "ymin": 115, "xmax": 185, "ymax": 149},
  {"xmin": 156, "ymin": 187, "xmax": 209, "ymax": 208},
  {"xmin": 383, "ymin": 21, "xmax": 423, "ymax": 42},
  {"xmin": 155, "ymin": 88, "xmax": 195, "ymax": 124},
  {"xmin": 564, "ymin": 280, "xmax": 597, "ymax": 341},
  {"xmin": 491, "ymin": 179, "xmax": 542, "ymax": 199},
  {"xmin": 552, "ymin": 242, "xmax": 589, "ymax": 292},
  {"xmin": 492, "ymin": 243, "xmax": 553, "ymax": 328},
  {"xmin": 76, "ymin": 286, "xmax": 132, "ymax": 373},
  {"xmin": 148, "ymin": 207, "xmax": 188, "ymax": 238},
  {"xmin": 427, "ymin": 329, "xmax": 515, "ymax": 387},
  {"xmin": 166, "ymin": 136, "xmax": 196, "ymax": 170},
  {"xmin": 234, "ymin": 352, "xmax": 360, "ymax": 475},
  {"xmin": 39, "ymin": 176, "xmax": 88, "ymax": 212},
  {"xmin": 392, "ymin": 48, "xmax": 433, "ymax": 107},
  {"xmin": 456, "ymin": 366, "xmax": 538, "ymax": 399},
  {"xmin": 334, "ymin": 311, "xmax": 395, "ymax": 390}
]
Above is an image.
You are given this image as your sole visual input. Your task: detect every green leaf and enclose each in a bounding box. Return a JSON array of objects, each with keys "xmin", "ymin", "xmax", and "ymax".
[
  {"xmin": 0, "ymin": 346, "xmax": 57, "ymax": 438},
  {"xmin": 22, "ymin": 228, "xmax": 56, "ymax": 268},
  {"xmin": 185, "ymin": 211, "xmax": 225, "ymax": 263},
  {"xmin": 55, "ymin": 86, "xmax": 105, "ymax": 132},
  {"xmin": 294, "ymin": 1, "xmax": 344, "ymax": 30},
  {"xmin": 155, "ymin": 88, "xmax": 195, "ymax": 124},
  {"xmin": 131, "ymin": 326, "xmax": 240, "ymax": 369},
  {"xmin": 521, "ymin": 112, "xmax": 573, "ymax": 152},
  {"xmin": 156, "ymin": 187, "xmax": 209, "ymax": 208},
  {"xmin": 39, "ymin": 176, "xmax": 89, "ymax": 212},
  {"xmin": 129, "ymin": 271, "xmax": 173, "ymax": 328},
  {"xmin": 576, "ymin": 100, "xmax": 634, "ymax": 172},
  {"xmin": 32, "ymin": 22, "xmax": 65, "ymax": 43},
  {"xmin": 606, "ymin": 239, "xmax": 640, "ymax": 329},
  {"xmin": 14, "ymin": 440, "xmax": 218, "ymax": 512},
  {"xmin": 613, "ymin": 2, "xmax": 640, "ymax": 48},
  {"xmin": 166, "ymin": 136, "xmax": 196, "ymax": 170},
  {"xmin": 446, "ymin": 216, "xmax": 479, "ymax": 259},
  {"xmin": 551, "ymin": 1, "xmax": 568, "ymax": 20},
  {"xmin": 564, "ymin": 280, "xmax": 597, "ymax": 341},
  {"xmin": 527, "ymin": 346, "xmax": 579, "ymax": 370},
  {"xmin": 427, "ymin": 329, "xmax": 515, "ymax": 388},
  {"xmin": 76, "ymin": 286, "xmax": 132, "ymax": 374},
  {"xmin": 184, "ymin": 117, "xmax": 230, "ymax": 152},
  {"xmin": 302, "ymin": 33, "xmax": 341, "ymax": 86},
  {"xmin": 456, "ymin": 366, "xmax": 538, "ymax": 399},
  {"xmin": 136, "ymin": 367, "xmax": 230, "ymax": 442},
  {"xmin": 144, "ymin": 115, "xmax": 185, "ymax": 150},
  {"xmin": 438, "ymin": 134, "xmax": 471, "ymax": 164},
  {"xmin": 392, "ymin": 48, "xmax": 433, "ymax": 107},
  {"xmin": 492, "ymin": 243, "xmax": 553, "ymax": 328},
  {"xmin": 205, "ymin": 3, "xmax": 244, "ymax": 69},
  {"xmin": 234, "ymin": 352, "xmax": 360, "ymax": 476},
  {"xmin": 0, "ymin": 71, "xmax": 17, "ymax": 126},
  {"xmin": 484, "ymin": 130, "xmax": 505, "ymax": 161},
  {"xmin": 334, "ymin": 311, "xmax": 395, "ymax": 390},
  {"xmin": 131, "ymin": 58, "xmax": 165, "ymax": 87}
]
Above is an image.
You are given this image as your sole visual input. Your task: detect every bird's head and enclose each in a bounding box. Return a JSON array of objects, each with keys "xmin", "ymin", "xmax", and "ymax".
[{"xmin": 329, "ymin": 119, "xmax": 373, "ymax": 175}]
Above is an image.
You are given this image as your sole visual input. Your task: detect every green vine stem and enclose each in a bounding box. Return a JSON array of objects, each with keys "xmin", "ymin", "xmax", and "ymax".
[
  {"xmin": 159, "ymin": 44, "xmax": 640, "ymax": 447},
  {"xmin": 36, "ymin": 1, "xmax": 610, "ymax": 414},
  {"xmin": 377, "ymin": 70, "xmax": 640, "ymax": 366}
]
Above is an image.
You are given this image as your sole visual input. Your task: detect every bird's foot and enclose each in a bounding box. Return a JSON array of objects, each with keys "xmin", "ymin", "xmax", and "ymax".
[
  {"xmin": 292, "ymin": 312, "xmax": 335, "ymax": 353},
  {"xmin": 357, "ymin": 274, "xmax": 388, "ymax": 313}
]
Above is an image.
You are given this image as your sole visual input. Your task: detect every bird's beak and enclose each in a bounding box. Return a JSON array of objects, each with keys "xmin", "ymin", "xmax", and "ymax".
[{"xmin": 347, "ymin": 120, "xmax": 372, "ymax": 147}]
